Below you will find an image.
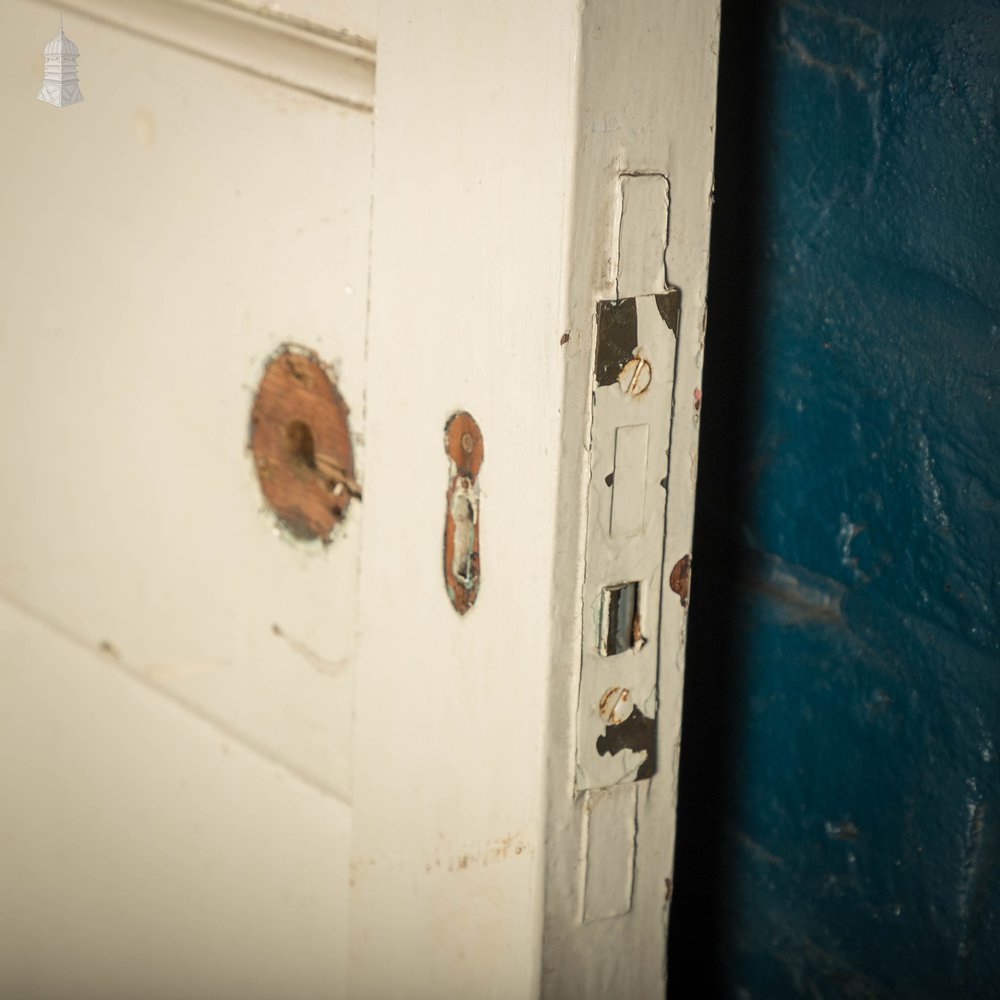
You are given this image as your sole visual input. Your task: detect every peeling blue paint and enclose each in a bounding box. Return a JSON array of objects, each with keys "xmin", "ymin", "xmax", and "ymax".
[{"xmin": 672, "ymin": 1, "xmax": 1000, "ymax": 996}]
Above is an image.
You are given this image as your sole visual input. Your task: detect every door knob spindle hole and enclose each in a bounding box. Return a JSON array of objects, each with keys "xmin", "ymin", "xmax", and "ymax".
[{"xmin": 285, "ymin": 419, "xmax": 317, "ymax": 473}]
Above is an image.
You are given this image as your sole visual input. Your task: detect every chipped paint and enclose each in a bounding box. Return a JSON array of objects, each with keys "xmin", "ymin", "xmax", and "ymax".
[
  {"xmin": 439, "ymin": 834, "xmax": 530, "ymax": 874},
  {"xmin": 669, "ymin": 554, "xmax": 692, "ymax": 608},
  {"xmin": 655, "ymin": 288, "xmax": 680, "ymax": 332},
  {"xmin": 594, "ymin": 298, "xmax": 638, "ymax": 387},
  {"xmin": 596, "ymin": 706, "xmax": 656, "ymax": 782},
  {"xmin": 538, "ymin": 3, "xmax": 721, "ymax": 995},
  {"xmin": 576, "ymin": 288, "xmax": 679, "ymax": 790}
]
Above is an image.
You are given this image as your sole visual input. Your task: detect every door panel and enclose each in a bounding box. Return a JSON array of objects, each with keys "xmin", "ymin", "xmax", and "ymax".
[
  {"xmin": 0, "ymin": 1, "xmax": 372, "ymax": 994},
  {"xmin": 0, "ymin": 598, "xmax": 351, "ymax": 1000},
  {"xmin": 1, "ymin": 0, "xmax": 371, "ymax": 799}
]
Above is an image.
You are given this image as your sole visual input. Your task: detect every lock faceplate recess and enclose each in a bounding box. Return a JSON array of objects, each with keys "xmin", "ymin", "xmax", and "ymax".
[{"xmin": 576, "ymin": 288, "xmax": 679, "ymax": 791}]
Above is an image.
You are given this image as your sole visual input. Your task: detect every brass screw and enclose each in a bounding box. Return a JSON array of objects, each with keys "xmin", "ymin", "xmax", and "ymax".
[
  {"xmin": 618, "ymin": 357, "xmax": 652, "ymax": 396},
  {"xmin": 599, "ymin": 687, "xmax": 632, "ymax": 725}
]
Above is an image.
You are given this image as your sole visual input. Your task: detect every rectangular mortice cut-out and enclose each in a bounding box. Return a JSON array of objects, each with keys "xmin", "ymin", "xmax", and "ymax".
[
  {"xmin": 609, "ymin": 424, "xmax": 648, "ymax": 538},
  {"xmin": 616, "ymin": 173, "xmax": 669, "ymax": 298},
  {"xmin": 600, "ymin": 581, "xmax": 639, "ymax": 657},
  {"xmin": 581, "ymin": 784, "xmax": 638, "ymax": 923}
]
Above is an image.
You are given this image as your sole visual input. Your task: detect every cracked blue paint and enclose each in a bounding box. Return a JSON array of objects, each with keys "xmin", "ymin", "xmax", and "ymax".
[{"xmin": 672, "ymin": 1, "xmax": 1000, "ymax": 996}]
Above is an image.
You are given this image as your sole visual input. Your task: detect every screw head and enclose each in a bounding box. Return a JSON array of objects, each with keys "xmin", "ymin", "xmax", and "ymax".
[
  {"xmin": 618, "ymin": 357, "xmax": 652, "ymax": 396},
  {"xmin": 599, "ymin": 687, "xmax": 632, "ymax": 725}
]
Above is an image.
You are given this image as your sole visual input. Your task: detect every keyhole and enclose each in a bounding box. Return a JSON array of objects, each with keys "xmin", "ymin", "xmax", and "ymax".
[
  {"xmin": 285, "ymin": 420, "xmax": 316, "ymax": 472},
  {"xmin": 451, "ymin": 488, "xmax": 475, "ymax": 588}
]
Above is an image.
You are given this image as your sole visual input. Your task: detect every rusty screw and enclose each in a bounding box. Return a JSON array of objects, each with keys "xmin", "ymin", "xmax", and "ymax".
[
  {"xmin": 599, "ymin": 687, "xmax": 632, "ymax": 725},
  {"xmin": 618, "ymin": 357, "xmax": 652, "ymax": 396}
]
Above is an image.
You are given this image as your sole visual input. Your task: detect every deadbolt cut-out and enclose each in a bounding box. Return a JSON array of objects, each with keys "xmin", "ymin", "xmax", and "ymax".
[{"xmin": 250, "ymin": 347, "xmax": 359, "ymax": 543}]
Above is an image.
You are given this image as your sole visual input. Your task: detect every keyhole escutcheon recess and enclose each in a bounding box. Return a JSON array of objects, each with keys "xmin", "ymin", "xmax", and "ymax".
[
  {"xmin": 250, "ymin": 347, "xmax": 359, "ymax": 543},
  {"xmin": 443, "ymin": 411, "xmax": 483, "ymax": 615}
]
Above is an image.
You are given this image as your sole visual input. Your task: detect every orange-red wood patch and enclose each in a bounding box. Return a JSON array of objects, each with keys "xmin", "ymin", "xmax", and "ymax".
[{"xmin": 250, "ymin": 348, "xmax": 358, "ymax": 543}]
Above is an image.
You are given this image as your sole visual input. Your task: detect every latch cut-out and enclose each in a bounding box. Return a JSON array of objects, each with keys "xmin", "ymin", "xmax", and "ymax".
[{"xmin": 600, "ymin": 582, "xmax": 641, "ymax": 657}]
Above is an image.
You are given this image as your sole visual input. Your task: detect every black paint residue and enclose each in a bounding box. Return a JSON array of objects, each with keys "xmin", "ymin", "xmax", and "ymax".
[
  {"xmin": 596, "ymin": 706, "xmax": 656, "ymax": 780},
  {"xmin": 595, "ymin": 298, "xmax": 638, "ymax": 386},
  {"xmin": 655, "ymin": 288, "xmax": 681, "ymax": 332}
]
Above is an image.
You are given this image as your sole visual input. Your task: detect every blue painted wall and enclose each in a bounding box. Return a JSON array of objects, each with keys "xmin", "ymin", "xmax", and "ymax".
[{"xmin": 671, "ymin": 1, "xmax": 1000, "ymax": 996}]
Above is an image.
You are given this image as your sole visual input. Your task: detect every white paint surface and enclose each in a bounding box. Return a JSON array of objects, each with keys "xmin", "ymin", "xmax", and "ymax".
[
  {"xmin": 543, "ymin": 1, "xmax": 720, "ymax": 996},
  {"xmin": 354, "ymin": 1, "xmax": 717, "ymax": 998},
  {"xmin": 617, "ymin": 173, "xmax": 670, "ymax": 299},
  {"xmin": 576, "ymin": 292, "xmax": 678, "ymax": 791},
  {"xmin": 349, "ymin": 2, "xmax": 578, "ymax": 995},
  {"xmin": 582, "ymin": 785, "xmax": 638, "ymax": 923},
  {"xmin": 1, "ymin": 0, "xmax": 372, "ymax": 995},
  {"xmin": 0, "ymin": 596, "xmax": 350, "ymax": 1000},
  {"xmin": 217, "ymin": 0, "xmax": 377, "ymax": 43},
  {"xmin": 1, "ymin": 0, "xmax": 718, "ymax": 995},
  {"xmin": 1, "ymin": 0, "xmax": 371, "ymax": 803}
]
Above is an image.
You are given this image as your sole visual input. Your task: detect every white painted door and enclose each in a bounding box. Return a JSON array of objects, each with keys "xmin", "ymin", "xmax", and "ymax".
[
  {"xmin": 353, "ymin": 3, "xmax": 718, "ymax": 998},
  {"xmin": 1, "ymin": 2, "xmax": 719, "ymax": 997},
  {"xmin": 0, "ymin": 3, "xmax": 373, "ymax": 997}
]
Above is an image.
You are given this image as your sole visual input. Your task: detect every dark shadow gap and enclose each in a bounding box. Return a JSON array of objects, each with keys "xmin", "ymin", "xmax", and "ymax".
[{"xmin": 668, "ymin": 1, "xmax": 772, "ymax": 995}]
